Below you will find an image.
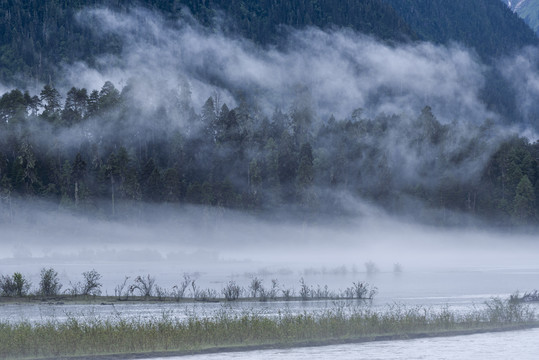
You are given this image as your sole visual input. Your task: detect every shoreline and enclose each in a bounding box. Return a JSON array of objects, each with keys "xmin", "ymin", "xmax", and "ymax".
[
  {"xmin": 2, "ymin": 296, "xmax": 536, "ymax": 360},
  {"xmin": 0, "ymin": 295, "xmax": 374, "ymax": 305},
  {"xmin": 37, "ymin": 324, "xmax": 539, "ymax": 360}
]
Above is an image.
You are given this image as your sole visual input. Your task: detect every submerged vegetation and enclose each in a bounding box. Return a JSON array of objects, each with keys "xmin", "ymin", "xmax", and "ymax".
[
  {"xmin": 0, "ymin": 297, "xmax": 536, "ymax": 359},
  {"xmin": 0, "ymin": 268, "xmax": 377, "ymax": 302}
]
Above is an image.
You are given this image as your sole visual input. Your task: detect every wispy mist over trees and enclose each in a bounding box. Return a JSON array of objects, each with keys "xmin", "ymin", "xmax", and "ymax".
[
  {"xmin": 1, "ymin": 3, "xmax": 538, "ymax": 227},
  {"xmin": 0, "ymin": 79, "xmax": 537, "ymax": 226}
]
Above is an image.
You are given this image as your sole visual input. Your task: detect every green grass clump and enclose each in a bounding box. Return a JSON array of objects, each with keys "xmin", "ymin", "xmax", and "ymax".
[{"xmin": 0, "ymin": 297, "xmax": 537, "ymax": 359}]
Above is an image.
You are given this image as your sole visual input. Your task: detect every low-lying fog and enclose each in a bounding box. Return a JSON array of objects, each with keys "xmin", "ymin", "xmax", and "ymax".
[
  {"xmin": 1, "ymin": 200, "xmax": 537, "ymax": 298},
  {"xmin": 1, "ymin": 7, "xmax": 538, "ymax": 296}
]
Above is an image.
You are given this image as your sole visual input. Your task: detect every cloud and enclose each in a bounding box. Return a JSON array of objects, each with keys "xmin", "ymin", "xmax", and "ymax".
[
  {"xmin": 68, "ymin": 7, "xmax": 495, "ymax": 126},
  {"xmin": 499, "ymin": 46, "xmax": 539, "ymax": 137}
]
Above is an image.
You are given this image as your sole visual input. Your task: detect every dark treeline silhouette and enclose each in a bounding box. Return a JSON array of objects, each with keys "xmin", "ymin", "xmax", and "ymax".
[
  {"xmin": 1, "ymin": 0, "xmax": 536, "ymax": 85},
  {"xmin": 0, "ymin": 81, "xmax": 537, "ymax": 226},
  {"xmin": 0, "ymin": 0, "xmax": 414, "ymax": 85}
]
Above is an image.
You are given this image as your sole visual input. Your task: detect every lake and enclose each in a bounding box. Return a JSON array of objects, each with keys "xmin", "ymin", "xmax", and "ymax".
[{"xmin": 144, "ymin": 327, "xmax": 539, "ymax": 360}]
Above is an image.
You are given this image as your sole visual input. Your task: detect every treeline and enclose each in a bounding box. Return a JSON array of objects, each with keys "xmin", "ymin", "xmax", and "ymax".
[{"xmin": 0, "ymin": 81, "xmax": 538, "ymax": 226}]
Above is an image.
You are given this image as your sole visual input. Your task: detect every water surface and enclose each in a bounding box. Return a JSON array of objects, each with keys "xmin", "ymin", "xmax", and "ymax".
[{"xmin": 146, "ymin": 328, "xmax": 539, "ymax": 360}]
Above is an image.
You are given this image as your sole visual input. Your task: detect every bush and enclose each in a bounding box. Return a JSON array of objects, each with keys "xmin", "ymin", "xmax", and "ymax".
[
  {"xmin": 131, "ymin": 274, "xmax": 155, "ymax": 297},
  {"xmin": 222, "ymin": 280, "xmax": 242, "ymax": 301},
  {"xmin": 0, "ymin": 275, "xmax": 16, "ymax": 297},
  {"xmin": 80, "ymin": 269, "xmax": 102, "ymax": 296},
  {"xmin": 39, "ymin": 268, "xmax": 62, "ymax": 296},
  {"xmin": 114, "ymin": 276, "xmax": 131, "ymax": 300},
  {"xmin": 0, "ymin": 273, "xmax": 31, "ymax": 297},
  {"xmin": 171, "ymin": 273, "xmax": 191, "ymax": 301},
  {"xmin": 249, "ymin": 277, "xmax": 263, "ymax": 298},
  {"xmin": 344, "ymin": 281, "xmax": 377, "ymax": 299}
]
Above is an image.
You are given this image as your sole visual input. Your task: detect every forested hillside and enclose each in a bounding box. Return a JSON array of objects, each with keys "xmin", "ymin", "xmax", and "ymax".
[
  {"xmin": 0, "ymin": 82, "xmax": 538, "ymax": 225},
  {"xmin": 502, "ymin": 0, "xmax": 539, "ymax": 36},
  {"xmin": 0, "ymin": 0, "xmax": 414, "ymax": 85},
  {"xmin": 1, "ymin": 1, "xmax": 538, "ymax": 226},
  {"xmin": 384, "ymin": 0, "xmax": 537, "ymax": 59},
  {"xmin": 1, "ymin": 0, "xmax": 537, "ymax": 85}
]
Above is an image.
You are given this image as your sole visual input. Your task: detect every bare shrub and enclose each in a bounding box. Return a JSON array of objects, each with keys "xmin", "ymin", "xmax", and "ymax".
[
  {"xmin": 131, "ymin": 274, "xmax": 156, "ymax": 297},
  {"xmin": 189, "ymin": 277, "xmax": 198, "ymax": 299},
  {"xmin": 222, "ymin": 280, "xmax": 242, "ymax": 301},
  {"xmin": 155, "ymin": 285, "xmax": 167, "ymax": 301},
  {"xmin": 313, "ymin": 284, "xmax": 330, "ymax": 299},
  {"xmin": 195, "ymin": 288, "xmax": 218, "ymax": 301},
  {"xmin": 344, "ymin": 281, "xmax": 377, "ymax": 299},
  {"xmin": 249, "ymin": 277, "xmax": 263, "ymax": 298},
  {"xmin": 115, "ymin": 276, "xmax": 130, "ymax": 300},
  {"xmin": 282, "ymin": 288, "xmax": 294, "ymax": 301},
  {"xmin": 299, "ymin": 278, "xmax": 310, "ymax": 300},
  {"xmin": 172, "ymin": 273, "xmax": 192, "ymax": 301},
  {"xmin": 80, "ymin": 269, "xmax": 102, "ymax": 296},
  {"xmin": 268, "ymin": 279, "xmax": 279, "ymax": 300}
]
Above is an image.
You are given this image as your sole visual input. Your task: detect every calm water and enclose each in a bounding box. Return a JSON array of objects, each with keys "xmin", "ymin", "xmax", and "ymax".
[
  {"xmin": 1, "ymin": 268, "xmax": 538, "ymax": 323},
  {"xmin": 146, "ymin": 328, "xmax": 539, "ymax": 360},
  {"xmin": 1, "ymin": 267, "xmax": 538, "ymax": 360}
]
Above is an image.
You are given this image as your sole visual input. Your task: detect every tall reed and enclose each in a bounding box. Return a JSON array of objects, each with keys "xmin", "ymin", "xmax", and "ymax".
[{"xmin": 0, "ymin": 297, "xmax": 536, "ymax": 359}]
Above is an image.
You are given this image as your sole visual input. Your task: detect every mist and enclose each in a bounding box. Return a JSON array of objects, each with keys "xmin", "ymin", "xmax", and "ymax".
[
  {"xmin": 1, "ymin": 200, "xmax": 538, "ymax": 294},
  {"xmin": 0, "ymin": 7, "xmax": 531, "ymax": 207},
  {"xmin": 61, "ymin": 7, "xmax": 494, "ymax": 124},
  {"xmin": 1, "ymin": 6, "xmax": 539, "ymax": 294}
]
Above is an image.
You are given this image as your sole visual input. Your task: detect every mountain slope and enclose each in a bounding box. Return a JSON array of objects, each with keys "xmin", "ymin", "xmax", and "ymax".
[
  {"xmin": 384, "ymin": 0, "xmax": 538, "ymax": 59},
  {"xmin": 0, "ymin": 0, "xmax": 415, "ymax": 85},
  {"xmin": 2, "ymin": 0, "xmax": 538, "ymax": 86},
  {"xmin": 504, "ymin": 0, "xmax": 539, "ymax": 36}
]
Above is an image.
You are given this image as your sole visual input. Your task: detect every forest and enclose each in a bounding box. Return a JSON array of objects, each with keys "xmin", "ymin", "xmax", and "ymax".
[
  {"xmin": 1, "ymin": 1, "xmax": 539, "ymax": 226},
  {"xmin": 1, "ymin": 0, "xmax": 536, "ymax": 85},
  {"xmin": 0, "ymin": 80, "xmax": 537, "ymax": 226}
]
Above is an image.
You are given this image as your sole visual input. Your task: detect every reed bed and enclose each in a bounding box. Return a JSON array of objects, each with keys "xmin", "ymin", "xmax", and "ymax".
[{"xmin": 0, "ymin": 297, "xmax": 536, "ymax": 359}]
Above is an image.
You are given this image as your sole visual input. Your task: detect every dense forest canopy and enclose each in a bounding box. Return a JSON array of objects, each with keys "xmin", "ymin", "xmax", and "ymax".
[
  {"xmin": 0, "ymin": 0, "xmax": 416, "ymax": 85},
  {"xmin": 0, "ymin": 1, "xmax": 538, "ymax": 226},
  {"xmin": 1, "ymin": 78, "xmax": 538, "ymax": 226},
  {"xmin": 1, "ymin": 0, "xmax": 537, "ymax": 85}
]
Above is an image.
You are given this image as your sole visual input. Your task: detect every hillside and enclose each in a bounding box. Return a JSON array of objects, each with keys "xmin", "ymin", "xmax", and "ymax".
[
  {"xmin": 0, "ymin": 0, "xmax": 415, "ymax": 86},
  {"xmin": 1, "ymin": 0, "xmax": 538, "ymax": 86},
  {"xmin": 503, "ymin": 0, "xmax": 539, "ymax": 36},
  {"xmin": 383, "ymin": 0, "xmax": 537, "ymax": 59},
  {"xmin": 1, "ymin": 0, "xmax": 538, "ymax": 226}
]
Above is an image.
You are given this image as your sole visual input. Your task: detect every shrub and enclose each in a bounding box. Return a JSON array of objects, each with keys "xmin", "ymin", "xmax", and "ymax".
[
  {"xmin": 131, "ymin": 274, "xmax": 156, "ymax": 297},
  {"xmin": 299, "ymin": 277, "xmax": 310, "ymax": 300},
  {"xmin": 39, "ymin": 268, "xmax": 62, "ymax": 296},
  {"xmin": 12, "ymin": 273, "xmax": 31, "ymax": 297},
  {"xmin": 81, "ymin": 269, "xmax": 102, "ymax": 296},
  {"xmin": 344, "ymin": 281, "xmax": 377, "ymax": 299},
  {"xmin": 114, "ymin": 276, "xmax": 131, "ymax": 300},
  {"xmin": 222, "ymin": 280, "xmax": 242, "ymax": 301},
  {"xmin": 0, "ymin": 273, "xmax": 30, "ymax": 297},
  {"xmin": 249, "ymin": 277, "xmax": 263, "ymax": 298},
  {"xmin": 172, "ymin": 273, "xmax": 191, "ymax": 301}
]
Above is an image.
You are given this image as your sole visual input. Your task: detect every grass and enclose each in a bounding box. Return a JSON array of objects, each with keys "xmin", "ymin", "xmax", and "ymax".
[{"xmin": 0, "ymin": 297, "xmax": 537, "ymax": 359}]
